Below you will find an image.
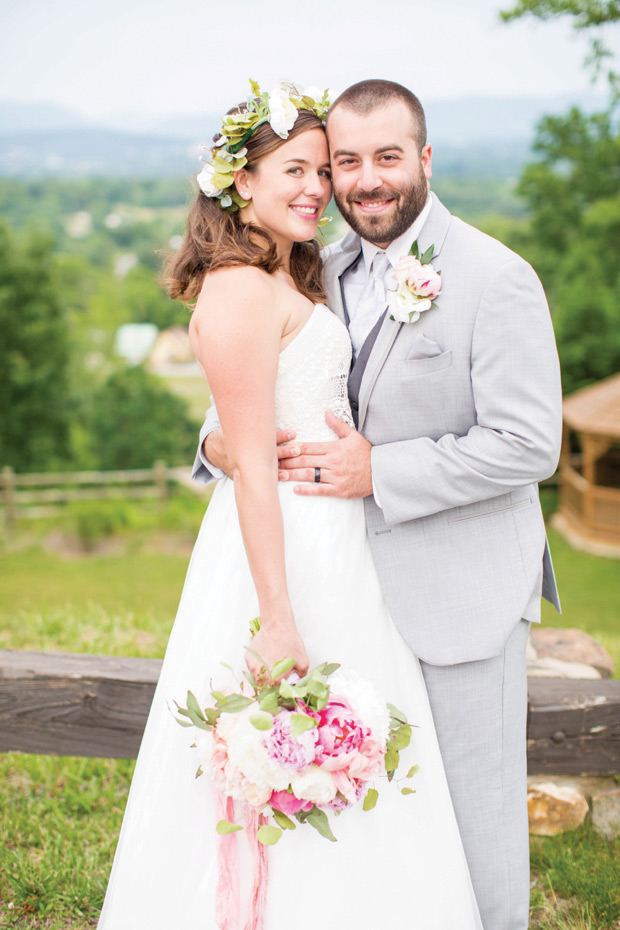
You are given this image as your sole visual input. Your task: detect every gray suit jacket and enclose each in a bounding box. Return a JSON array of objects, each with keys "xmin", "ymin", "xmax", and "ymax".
[{"xmin": 192, "ymin": 195, "xmax": 562, "ymax": 665}]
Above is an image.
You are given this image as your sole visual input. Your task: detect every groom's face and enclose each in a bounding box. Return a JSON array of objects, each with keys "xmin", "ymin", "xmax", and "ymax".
[{"xmin": 327, "ymin": 101, "xmax": 432, "ymax": 248}]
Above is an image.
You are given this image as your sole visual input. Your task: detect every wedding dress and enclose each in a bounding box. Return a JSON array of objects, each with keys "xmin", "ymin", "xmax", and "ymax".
[{"xmin": 98, "ymin": 303, "xmax": 483, "ymax": 930}]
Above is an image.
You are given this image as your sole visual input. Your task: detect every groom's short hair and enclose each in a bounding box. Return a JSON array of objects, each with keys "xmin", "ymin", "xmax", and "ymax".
[{"xmin": 328, "ymin": 80, "xmax": 427, "ymax": 150}]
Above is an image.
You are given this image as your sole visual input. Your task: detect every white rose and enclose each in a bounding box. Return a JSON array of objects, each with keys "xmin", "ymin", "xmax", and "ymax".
[
  {"xmin": 303, "ymin": 85, "xmax": 325, "ymax": 103},
  {"xmin": 291, "ymin": 765, "xmax": 337, "ymax": 805},
  {"xmin": 268, "ymin": 87, "xmax": 298, "ymax": 138},
  {"xmin": 197, "ymin": 162, "xmax": 223, "ymax": 198},
  {"xmin": 387, "ymin": 287, "xmax": 431, "ymax": 324}
]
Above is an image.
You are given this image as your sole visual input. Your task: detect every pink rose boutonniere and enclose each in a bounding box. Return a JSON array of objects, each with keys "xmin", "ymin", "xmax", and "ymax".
[{"xmin": 388, "ymin": 240, "xmax": 442, "ymax": 324}]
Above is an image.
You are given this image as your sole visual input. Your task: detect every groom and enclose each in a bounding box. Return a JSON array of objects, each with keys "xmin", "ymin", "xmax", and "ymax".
[{"xmin": 192, "ymin": 80, "xmax": 562, "ymax": 929}]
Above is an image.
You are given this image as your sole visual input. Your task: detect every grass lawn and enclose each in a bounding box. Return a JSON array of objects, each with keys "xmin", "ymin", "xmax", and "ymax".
[{"xmin": 0, "ymin": 514, "xmax": 619, "ymax": 927}]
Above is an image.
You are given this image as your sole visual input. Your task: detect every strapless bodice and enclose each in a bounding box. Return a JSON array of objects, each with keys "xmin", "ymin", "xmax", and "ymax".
[{"xmin": 276, "ymin": 304, "xmax": 354, "ymax": 441}]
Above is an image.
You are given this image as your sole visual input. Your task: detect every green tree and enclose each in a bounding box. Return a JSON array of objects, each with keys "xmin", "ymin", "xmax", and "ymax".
[
  {"xmin": 501, "ymin": 0, "xmax": 620, "ymax": 97},
  {"xmin": 0, "ymin": 223, "xmax": 71, "ymax": 471},
  {"xmin": 90, "ymin": 365, "xmax": 199, "ymax": 470},
  {"xmin": 503, "ymin": 0, "xmax": 620, "ymax": 393}
]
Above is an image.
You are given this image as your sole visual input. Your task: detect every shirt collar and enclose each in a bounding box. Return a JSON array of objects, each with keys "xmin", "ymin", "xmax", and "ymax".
[{"xmin": 361, "ymin": 194, "xmax": 433, "ymax": 275}]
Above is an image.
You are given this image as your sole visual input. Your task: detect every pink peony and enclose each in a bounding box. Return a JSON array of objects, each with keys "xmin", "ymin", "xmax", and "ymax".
[
  {"xmin": 315, "ymin": 697, "xmax": 372, "ymax": 771},
  {"xmin": 393, "ymin": 256, "xmax": 442, "ymax": 299},
  {"xmin": 263, "ymin": 710, "xmax": 319, "ymax": 770},
  {"xmin": 270, "ymin": 789, "xmax": 313, "ymax": 816}
]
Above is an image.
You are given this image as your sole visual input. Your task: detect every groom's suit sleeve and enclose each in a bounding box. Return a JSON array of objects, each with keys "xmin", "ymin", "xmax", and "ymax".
[
  {"xmin": 370, "ymin": 257, "xmax": 562, "ymax": 526},
  {"xmin": 191, "ymin": 399, "xmax": 224, "ymax": 485}
]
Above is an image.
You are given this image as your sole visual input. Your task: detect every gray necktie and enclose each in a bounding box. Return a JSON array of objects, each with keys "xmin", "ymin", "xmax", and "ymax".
[{"xmin": 349, "ymin": 251, "xmax": 391, "ymax": 359}]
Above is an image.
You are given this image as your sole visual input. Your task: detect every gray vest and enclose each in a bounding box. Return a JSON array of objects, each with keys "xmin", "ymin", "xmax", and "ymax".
[{"xmin": 340, "ymin": 254, "xmax": 388, "ymax": 428}]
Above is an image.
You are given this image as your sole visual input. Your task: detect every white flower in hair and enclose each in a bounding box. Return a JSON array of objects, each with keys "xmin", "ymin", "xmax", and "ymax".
[
  {"xmin": 268, "ymin": 86, "xmax": 298, "ymax": 138},
  {"xmin": 197, "ymin": 162, "xmax": 223, "ymax": 198}
]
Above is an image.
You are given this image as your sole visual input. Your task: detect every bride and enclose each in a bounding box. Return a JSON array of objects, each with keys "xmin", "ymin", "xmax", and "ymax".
[{"xmin": 98, "ymin": 83, "xmax": 482, "ymax": 930}]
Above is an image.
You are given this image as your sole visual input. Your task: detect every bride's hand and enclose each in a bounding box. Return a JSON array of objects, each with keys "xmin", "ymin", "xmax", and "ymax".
[{"xmin": 246, "ymin": 622, "xmax": 309, "ymax": 682}]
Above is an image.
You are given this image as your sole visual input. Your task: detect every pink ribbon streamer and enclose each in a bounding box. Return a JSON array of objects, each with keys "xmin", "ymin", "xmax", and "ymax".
[
  {"xmin": 215, "ymin": 791, "xmax": 241, "ymax": 930},
  {"xmin": 214, "ymin": 792, "xmax": 270, "ymax": 930}
]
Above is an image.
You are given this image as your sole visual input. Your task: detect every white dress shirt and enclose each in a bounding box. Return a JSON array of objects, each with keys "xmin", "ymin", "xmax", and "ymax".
[{"xmin": 342, "ymin": 195, "xmax": 433, "ymax": 354}]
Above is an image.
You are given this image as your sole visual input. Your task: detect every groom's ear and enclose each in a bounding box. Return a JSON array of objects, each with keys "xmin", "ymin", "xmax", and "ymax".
[{"xmin": 420, "ymin": 144, "xmax": 433, "ymax": 182}]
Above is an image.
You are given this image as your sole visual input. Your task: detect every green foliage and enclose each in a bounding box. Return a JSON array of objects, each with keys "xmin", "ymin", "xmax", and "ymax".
[
  {"xmin": 530, "ymin": 822, "xmax": 620, "ymax": 927},
  {"xmin": 0, "ymin": 224, "xmax": 72, "ymax": 471},
  {"xmin": 510, "ymin": 107, "xmax": 620, "ymax": 393},
  {"xmin": 89, "ymin": 365, "xmax": 199, "ymax": 470},
  {"xmin": 500, "ymin": 0, "xmax": 620, "ymax": 96}
]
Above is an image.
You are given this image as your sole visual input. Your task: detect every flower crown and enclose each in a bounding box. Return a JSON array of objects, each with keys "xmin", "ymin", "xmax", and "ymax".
[{"xmin": 197, "ymin": 79, "xmax": 333, "ymax": 214}]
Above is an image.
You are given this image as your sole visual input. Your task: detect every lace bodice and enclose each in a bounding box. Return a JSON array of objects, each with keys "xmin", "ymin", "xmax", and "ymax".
[{"xmin": 276, "ymin": 304, "xmax": 354, "ymax": 441}]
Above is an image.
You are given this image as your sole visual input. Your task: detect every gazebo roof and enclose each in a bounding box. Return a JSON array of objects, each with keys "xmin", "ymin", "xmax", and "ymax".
[{"xmin": 563, "ymin": 372, "xmax": 620, "ymax": 439}]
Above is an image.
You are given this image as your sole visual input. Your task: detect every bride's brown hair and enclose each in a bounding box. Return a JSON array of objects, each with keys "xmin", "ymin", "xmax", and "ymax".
[{"xmin": 165, "ymin": 106, "xmax": 327, "ymax": 304}]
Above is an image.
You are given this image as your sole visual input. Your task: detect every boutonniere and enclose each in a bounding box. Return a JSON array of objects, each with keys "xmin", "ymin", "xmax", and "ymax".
[{"xmin": 387, "ymin": 240, "xmax": 442, "ymax": 324}]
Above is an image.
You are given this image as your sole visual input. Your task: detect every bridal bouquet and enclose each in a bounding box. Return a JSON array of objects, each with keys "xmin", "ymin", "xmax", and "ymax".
[{"xmin": 174, "ymin": 641, "xmax": 417, "ymax": 848}]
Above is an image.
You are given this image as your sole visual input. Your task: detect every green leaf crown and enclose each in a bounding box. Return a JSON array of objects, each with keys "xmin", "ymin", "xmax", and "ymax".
[{"xmin": 197, "ymin": 79, "xmax": 333, "ymax": 214}]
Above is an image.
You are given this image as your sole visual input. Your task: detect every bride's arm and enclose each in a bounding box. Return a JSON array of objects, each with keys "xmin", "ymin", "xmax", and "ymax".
[{"xmin": 191, "ymin": 267, "xmax": 309, "ymax": 678}]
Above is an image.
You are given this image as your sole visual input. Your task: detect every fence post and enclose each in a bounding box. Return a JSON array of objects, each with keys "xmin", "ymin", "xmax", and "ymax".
[
  {"xmin": 154, "ymin": 460, "xmax": 167, "ymax": 503},
  {"xmin": 2, "ymin": 466, "xmax": 16, "ymax": 532}
]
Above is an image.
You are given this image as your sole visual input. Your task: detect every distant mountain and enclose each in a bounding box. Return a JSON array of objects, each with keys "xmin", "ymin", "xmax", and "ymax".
[
  {"xmin": 0, "ymin": 100, "xmax": 92, "ymax": 135},
  {"xmin": 0, "ymin": 93, "xmax": 607, "ymax": 179}
]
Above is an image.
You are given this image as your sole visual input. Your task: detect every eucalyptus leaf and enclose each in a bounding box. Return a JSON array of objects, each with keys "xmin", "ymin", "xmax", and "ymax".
[
  {"xmin": 389, "ymin": 724, "xmax": 412, "ymax": 751},
  {"xmin": 216, "ymin": 820, "xmax": 243, "ymax": 835},
  {"xmin": 257, "ymin": 825, "xmax": 282, "ymax": 846},
  {"xmin": 401, "ymin": 787, "xmax": 416, "ymax": 796},
  {"xmin": 406, "ymin": 765, "xmax": 420, "ymax": 779},
  {"xmin": 220, "ymin": 694, "xmax": 254, "ymax": 714},
  {"xmin": 318, "ymin": 662, "xmax": 340, "ymax": 677},
  {"xmin": 385, "ymin": 746, "xmax": 400, "ymax": 774},
  {"xmin": 211, "ymin": 171, "xmax": 235, "ymax": 190},
  {"xmin": 186, "ymin": 707, "xmax": 211, "ymax": 731},
  {"xmin": 174, "ymin": 717, "xmax": 193, "ymax": 728},
  {"xmin": 278, "ymin": 679, "xmax": 294, "ymax": 699},
  {"xmin": 272, "ymin": 810, "xmax": 296, "ymax": 831},
  {"xmin": 305, "ymin": 807, "xmax": 337, "ymax": 842},
  {"xmin": 386, "ymin": 703, "xmax": 407, "ymax": 724},
  {"xmin": 186, "ymin": 691, "xmax": 204, "ymax": 720},
  {"xmin": 249, "ymin": 711, "xmax": 274, "ymax": 731},
  {"xmin": 195, "ymin": 765, "xmax": 204, "ymax": 778},
  {"xmin": 205, "ymin": 707, "xmax": 220, "ymax": 726},
  {"xmin": 211, "ymin": 690, "xmax": 227, "ymax": 704},
  {"xmin": 272, "ymin": 657, "xmax": 296, "ymax": 680},
  {"xmin": 258, "ymin": 688, "xmax": 279, "ymax": 715},
  {"xmin": 243, "ymin": 670, "xmax": 256, "ymax": 690},
  {"xmin": 290, "ymin": 713, "xmax": 318, "ymax": 739},
  {"xmin": 363, "ymin": 788, "xmax": 379, "ymax": 811}
]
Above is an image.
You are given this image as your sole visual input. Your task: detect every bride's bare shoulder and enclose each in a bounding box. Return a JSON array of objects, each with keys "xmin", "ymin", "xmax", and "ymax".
[{"xmin": 193, "ymin": 266, "xmax": 275, "ymax": 324}]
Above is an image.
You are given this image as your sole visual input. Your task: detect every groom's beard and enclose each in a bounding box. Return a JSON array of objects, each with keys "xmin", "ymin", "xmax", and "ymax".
[{"xmin": 334, "ymin": 172, "xmax": 428, "ymax": 245}]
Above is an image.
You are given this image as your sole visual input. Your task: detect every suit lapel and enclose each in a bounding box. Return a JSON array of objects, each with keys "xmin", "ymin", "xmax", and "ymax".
[
  {"xmin": 323, "ymin": 230, "xmax": 361, "ymax": 324},
  {"xmin": 357, "ymin": 194, "xmax": 452, "ymax": 431}
]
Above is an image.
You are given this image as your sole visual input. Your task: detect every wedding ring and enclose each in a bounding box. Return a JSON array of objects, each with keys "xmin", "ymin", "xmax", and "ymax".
[{"xmin": 314, "ymin": 468, "xmax": 321, "ymax": 483}]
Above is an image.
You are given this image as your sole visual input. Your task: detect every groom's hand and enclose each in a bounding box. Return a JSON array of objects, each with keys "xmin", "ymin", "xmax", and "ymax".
[
  {"xmin": 204, "ymin": 428, "xmax": 296, "ymax": 479},
  {"xmin": 278, "ymin": 411, "xmax": 373, "ymax": 498}
]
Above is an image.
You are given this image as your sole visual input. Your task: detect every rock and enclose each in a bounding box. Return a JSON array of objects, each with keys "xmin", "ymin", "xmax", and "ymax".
[
  {"xmin": 527, "ymin": 782, "xmax": 589, "ymax": 836},
  {"xmin": 528, "ymin": 774, "xmax": 618, "ymax": 804},
  {"xmin": 529, "ymin": 628, "xmax": 614, "ymax": 679},
  {"xmin": 591, "ymin": 788, "xmax": 620, "ymax": 840},
  {"xmin": 526, "ymin": 657, "xmax": 602, "ymax": 679}
]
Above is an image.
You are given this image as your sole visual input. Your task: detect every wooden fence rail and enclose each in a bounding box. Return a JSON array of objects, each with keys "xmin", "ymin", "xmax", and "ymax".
[
  {"xmin": 0, "ymin": 650, "xmax": 619, "ymax": 775},
  {"xmin": 0, "ymin": 462, "xmax": 201, "ymax": 529}
]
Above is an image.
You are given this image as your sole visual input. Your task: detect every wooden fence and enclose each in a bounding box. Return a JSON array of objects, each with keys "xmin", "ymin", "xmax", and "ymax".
[
  {"xmin": 0, "ymin": 650, "xmax": 619, "ymax": 775},
  {"xmin": 0, "ymin": 462, "xmax": 200, "ymax": 529}
]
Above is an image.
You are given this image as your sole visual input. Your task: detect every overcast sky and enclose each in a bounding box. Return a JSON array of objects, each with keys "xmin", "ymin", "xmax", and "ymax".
[{"xmin": 1, "ymin": 0, "xmax": 617, "ymax": 123}]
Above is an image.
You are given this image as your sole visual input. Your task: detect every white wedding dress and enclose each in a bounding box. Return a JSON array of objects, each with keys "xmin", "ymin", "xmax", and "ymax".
[{"xmin": 99, "ymin": 304, "xmax": 482, "ymax": 930}]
